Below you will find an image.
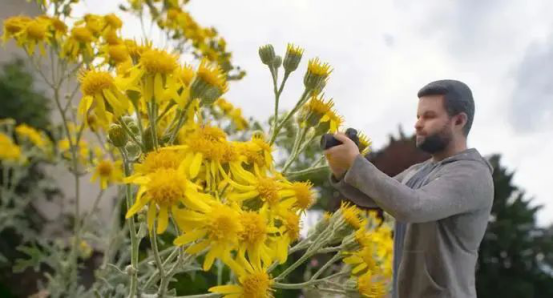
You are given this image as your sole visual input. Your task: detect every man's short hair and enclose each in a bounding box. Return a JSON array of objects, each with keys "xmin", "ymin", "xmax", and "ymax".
[{"xmin": 417, "ymin": 79, "xmax": 475, "ymax": 136}]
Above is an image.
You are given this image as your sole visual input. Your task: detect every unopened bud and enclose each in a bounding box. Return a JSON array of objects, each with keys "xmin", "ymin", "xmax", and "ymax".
[
  {"xmin": 125, "ymin": 143, "xmax": 141, "ymax": 160},
  {"xmin": 272, "ymin": 55, "xmax": 282, "ymax": 69},
  {"xmin": 125, "ymin": 265, "xmax": 137, "ymax": 275},
  {"xmin": 108, "ymin": 124, "xmax": 128, "ymax": 147},
  {"xmin": 258, "ymin": 44, "xmax": 276, "ymax": 65},
  {"xmin": 283, "ymin": 44, "xmax": 304, "ymax": 74}
]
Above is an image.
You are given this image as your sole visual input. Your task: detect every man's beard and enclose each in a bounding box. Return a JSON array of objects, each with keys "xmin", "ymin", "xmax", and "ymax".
[{"xmin": 416, "ymin": 124, "xmax": 452, "ymax": 154}]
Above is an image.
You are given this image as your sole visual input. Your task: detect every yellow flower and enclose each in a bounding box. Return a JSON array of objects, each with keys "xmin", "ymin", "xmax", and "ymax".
[
  {"xmin": 2, "ymin": 16, "xmax": 32, "ymax": 43},
  {"xmin": 340, "ymin": 201, "xmax": 364, "ymax": 230},
  {"xmin": 358, "ymin": 132, "xmax": 372, "ymax": 155},
  {"xmin": 125, "ymin": 168, "xmax": 203, "ymax": 234},
  {"xmin": 174, "ymin": 202, "xmax": 243, "ymax": 271},
  {"xmin": 0, "ymin": 133, "xmax": 23, "ymax": 163},
  {"xmin": 140, "ymin": 49, "xmax": 178, "ymax": 75},
  {"xmin": 106, "ymin": 44, "xmax": 130, "ymax": 65},
  {"xmin": 357, "ymin": 272, "xmax": 387, "ymax": 298},
  {"xmin": 58, "ymin": 138, "xmax": 90, "ymax": 165},
  {"xmin": 304, "ymin": 58, "xmax": 332, "ymax": 91},
  {"xmin": 301, "ymin": 94, "xmax": 342, "ymax": 133},
  {"xmin": 133, "ymin": 149, "xmax": 185, "ymax": 176},
  {"xmin": 179, "ymin": 126, "xmax": 238, "ymax": 189},
  {"xmin": 279, "ymin": 181, "xmax": 316, "ymax": 211},
  {"xmin": 237, "ymin": 211, "xmax": 277, "ymax": 269},
  {"xmin": 104, "ymin": 14, "xmax": 122, "ymax": 31},
  {"xmin": 236, "ymin": 133, "xmax": 273, "ymax": 173},
  {"xmin": 17, "ymin": 18, "xmax": 52, "ymax": 56},
  {"xmin": 61, "ymin": 26, "xmax": 95, "ymax": 61},
  {"xmin": 190, "ymin": 59, "xmax": 228, "ymax": 105},
  {"xmin": 81, "ymin": 14, "xmax": 104, "ymax": 36},
  {"xmin": 133, "ymin": 48, "xmax": 179, "ymax": 104},
  {"xmin": 283, "ymin": 43, "xmax": 304, "ymax": 73},
  {"xmin": 344, "ymin": 245, "xmax": 378, "ymax": 275},
  {"xmin": 15, "ymin": 124, "xmax": 47, "ymax": 150},
  {"xmin": 91, "ymin": 159, "xmax": 123, "ymax": 189},
  {"xmin": 274, "ymin": 211, "xmax": 301, "ymax": 263},
  {"xmin": 210, "ymin": 257, "xmax": 274, "ymax": 298},
  {"xmin": 78, "ymin": 68, "xmax": 130, "ymax": 125},
  {"xmin": 174, "ymin": 64, "xmax": 195, "ymax": 86}
]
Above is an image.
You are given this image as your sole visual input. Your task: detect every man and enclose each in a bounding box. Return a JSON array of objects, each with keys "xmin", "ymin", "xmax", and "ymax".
[{"xmin": 325, "ymin": 80, "xmax": 494, "ymax": 297}]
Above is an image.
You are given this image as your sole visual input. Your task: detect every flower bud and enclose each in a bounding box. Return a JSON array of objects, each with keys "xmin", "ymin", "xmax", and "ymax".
[
  {"xmin": 283, "ymin": 44, "xmax": 303, "ymax": 74},
  {"xmin": 125, "ymin": 142, "xmax": 141, "ymax": 161},
  {"xmin": 258, "ymin": 44, "xmax": 276, "ymax": 65},
  {"xmin": 108, "ymin": 124, "xmax": 128, "ymax": 147},
  {"xmin": 304, "ymin": 58, "xmax": 332, "ymax": 91},
  {"xmin": 125, "ymin": 265, "xmax": 137, "ymax": 275},
  {"xmin": 272, "ymin": 55, "xmax": 282, "ymax": 69},
  {"xmin": 142, "ymin": 127, "xmax": 155, "ymax": 152}
]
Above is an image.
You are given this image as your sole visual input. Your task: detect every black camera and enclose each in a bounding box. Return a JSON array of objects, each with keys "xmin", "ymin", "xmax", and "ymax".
[{"xmin": 320, "ymin": 128, "xmax": 360, "ymax": 150}]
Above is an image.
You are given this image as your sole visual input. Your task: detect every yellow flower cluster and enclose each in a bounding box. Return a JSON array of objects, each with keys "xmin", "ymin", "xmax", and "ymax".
[
  {"xmin": 340, "ymin": 206, "xmax": 393, "ymax": 297},
  {"xmin": 0, "ymin": 132, "xmax": 23, "ymax": 163},
  {"xmin": 124, "ymin": 0, "xmax": 245, "ymax": 79},
  {"xmin": 0, "ymin": 120, "xmax": 56, "ymax": 164},
  {"xmin": 2, "ymin": 13, "xmax": 124, "ymax": 62},
  {"xmin": 214, "ymin": 98, "xmax": 249, "ymax": 131}
]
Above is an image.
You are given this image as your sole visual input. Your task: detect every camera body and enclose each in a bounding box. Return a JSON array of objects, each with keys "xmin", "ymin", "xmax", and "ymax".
[{"xmin": 320, "ymin": 128, "xmax": 360, "ymax": 150}]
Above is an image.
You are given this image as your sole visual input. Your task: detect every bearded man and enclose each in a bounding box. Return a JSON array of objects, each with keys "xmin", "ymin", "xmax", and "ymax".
[{"xmin": 325, "ymin": 80, "xmax": 494, "ymax": 297}]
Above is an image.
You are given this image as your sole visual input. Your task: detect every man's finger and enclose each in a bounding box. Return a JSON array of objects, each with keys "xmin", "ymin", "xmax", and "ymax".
[{"xmin": 333, "ymin": 133, "xmax": 355, "ymax": 146}]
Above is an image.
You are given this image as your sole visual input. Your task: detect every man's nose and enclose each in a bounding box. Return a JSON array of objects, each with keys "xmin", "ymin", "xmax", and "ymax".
[{"xmin": 414, "ymin": 119, "xmax": 423, "ymax": 131}]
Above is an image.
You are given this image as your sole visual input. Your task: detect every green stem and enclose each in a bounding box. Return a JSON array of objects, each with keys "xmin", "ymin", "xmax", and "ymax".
[
  {"xmin": 148, "ymin": 102, "xmax": 159, "ymax": 149},
  {"xmin": 143, "ymin": 248, "xmax": 179, "ymax": 291},
  {"xmin": 315, "ymin": 287, "xmax": 347, "ymax": 295},
  {"xmin": 151, "ymin": 225, "xmax": 165, "ymax": 294},
  {"xmin": 311, "ymin": 253, "xmax": 342, "ymax": 281},
  {"xmin": 285, "ymin": 165, "xmax": 328, "ymax": 180},
  {"xmin": 270, "ymin": 69, "xmax": 290, "ymax": 137},
  {"xmin": 52, "ymin": 83, "xmax": 81, "ymax": 290},
  {"xmin": 270, "ymin": 88, "xmax": 310, "ymax": 145},
  {"xmin": 282, "ymin": 126, "xmax": 308, "ymax": 173},
  {"xmin": 168, "ymin": 100, "xmax": 194, "ymax": 145},
  {"xmin": 120, "ymin": 149, "xmax": 140, "ymax": 298}
]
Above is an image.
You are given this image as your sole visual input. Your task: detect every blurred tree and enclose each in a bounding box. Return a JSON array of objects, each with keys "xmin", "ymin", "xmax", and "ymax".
[
  {"xmin": 476, "ymin": 155, "xmax": 553, "ymax": 297},
  {"xmin": 0, "ymin": 59, "xmax": 51, "ymax": 129}
]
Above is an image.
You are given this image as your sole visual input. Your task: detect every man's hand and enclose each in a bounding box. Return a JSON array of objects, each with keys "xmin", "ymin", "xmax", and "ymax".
[{"xmin": 324, "ymin": 132, "xmax": 361, "ymax": 179}]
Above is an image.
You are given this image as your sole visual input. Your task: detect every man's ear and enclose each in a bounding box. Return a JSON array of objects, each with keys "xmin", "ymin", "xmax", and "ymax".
[{"xmin": 455, "ymin": 113, "xmax": 468, "ymax": 128}]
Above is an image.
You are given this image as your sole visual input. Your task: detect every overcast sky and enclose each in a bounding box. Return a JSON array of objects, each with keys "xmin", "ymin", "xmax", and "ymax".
[{"xmin": 72, "ymin": 0, "xmax": 553, "ymax": 226}]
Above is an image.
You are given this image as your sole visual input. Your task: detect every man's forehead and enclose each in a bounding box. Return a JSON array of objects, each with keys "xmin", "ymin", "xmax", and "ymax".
[{"xmin": 417, "ymin": 95, "xmax": 445, "ymax": 111}]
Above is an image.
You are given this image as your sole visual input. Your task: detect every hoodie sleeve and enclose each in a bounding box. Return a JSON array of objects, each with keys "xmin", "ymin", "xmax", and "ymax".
[
  {"xmin": 329, "ymin": 157, "xmax": 413, "ymax": 208},
  {"xmin": 343, "ymin": 154, "xmax": 493, "ymax": 223}
]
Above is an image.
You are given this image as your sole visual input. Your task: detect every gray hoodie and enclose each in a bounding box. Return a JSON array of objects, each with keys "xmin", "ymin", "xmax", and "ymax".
[{"xmin": 331, "ymin": 148, "xmax": 494, "ymax": 297}]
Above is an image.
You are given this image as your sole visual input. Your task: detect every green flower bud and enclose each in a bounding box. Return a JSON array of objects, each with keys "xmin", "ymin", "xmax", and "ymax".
[
  {"xmin": 108, "ymin": 124, "xmax": 128, "ymax": 147},
  {"xmin": 142, "ymin": 127, "xmax": 155, "ymax": 152},
  {"xmin": 190, "ymin": 78, "xmax": 223, "ymax": 106},
  {"xmin": 125, "ymin": 142, "xmax": 141, "ymax": 161},
  {"xmin": 258, "ymin": 44, "xmax": 276, "ymax": 65},
  {"xmin": 340, "ymin": 233, "xmax": 360, "ymax": 251},
  {"xmin": 272, "ymin": 55, "xmax": 282, "ymax": 69},
  {"xmin": 283, "ymin": 44, "xmax": 304, "ymax": 74}
]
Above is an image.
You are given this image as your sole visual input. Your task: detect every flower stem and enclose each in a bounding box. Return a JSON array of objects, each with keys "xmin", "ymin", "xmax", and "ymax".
[
  {"xmin": 311, "ymin": 253, "xmax": 342, "ymax": 281},
  {"xmin": 120, "ymin": 149, "xmax": 140, "ymax": 298},
  {"xmin": 270, "ymin": 88, "xmax": 310, "ymax": 145}
]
